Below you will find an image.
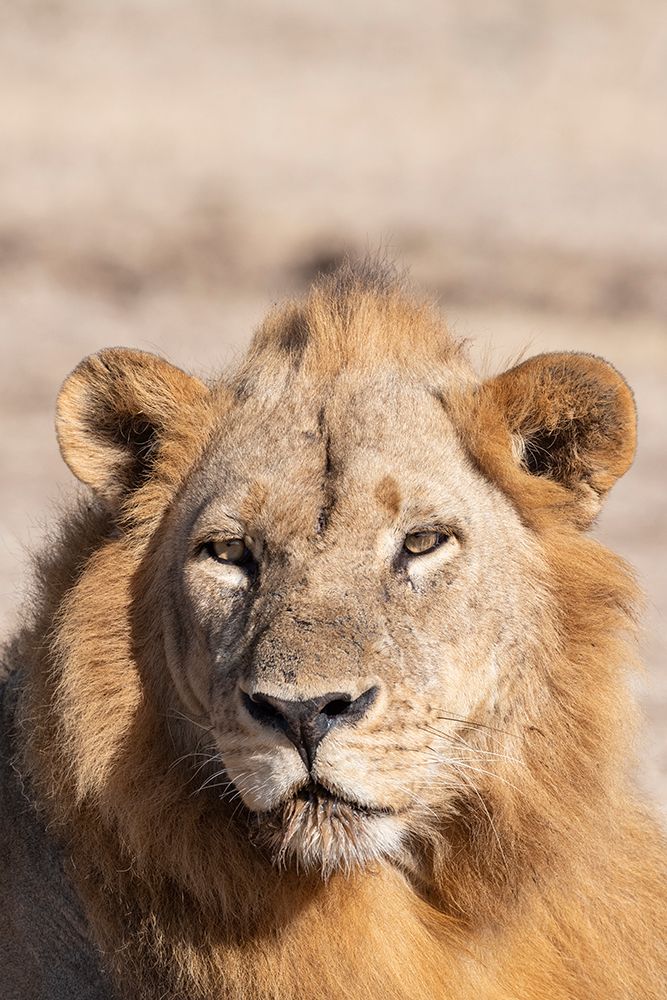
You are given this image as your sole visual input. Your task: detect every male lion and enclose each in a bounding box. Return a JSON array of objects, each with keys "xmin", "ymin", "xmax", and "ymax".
[{"xmin": 1, "ymin": 263, "xmax": 665, "ymax": 1000}]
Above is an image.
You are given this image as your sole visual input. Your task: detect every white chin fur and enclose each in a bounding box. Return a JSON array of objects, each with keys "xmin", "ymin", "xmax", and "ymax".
[{"xmin": 250, "ymin": 797, "xmax": 406, "ymax": 878}]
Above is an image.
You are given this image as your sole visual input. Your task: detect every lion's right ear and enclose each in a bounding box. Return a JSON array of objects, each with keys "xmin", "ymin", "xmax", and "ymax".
[{"xmin": 56, "ymin": 348, "xmax": 209, "ymax": 502}]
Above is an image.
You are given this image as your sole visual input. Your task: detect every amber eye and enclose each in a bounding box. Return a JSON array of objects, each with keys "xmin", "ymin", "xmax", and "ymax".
[
  {"xmin": 205, "ymin": 538, "xmax": 252, "ymax": 565},
  {"xmin": 403, "ymin": 530, "xmax": 447, "ymax": 555}
]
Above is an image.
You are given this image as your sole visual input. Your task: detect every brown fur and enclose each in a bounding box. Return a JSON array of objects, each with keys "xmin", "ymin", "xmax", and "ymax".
[
  {"xmin": 375, "ymin": 474, "xmax": 402, "ymax": 518},
  {"xmin": 8, "ymin": 262, "xmax": 666, "ymax": 999}
]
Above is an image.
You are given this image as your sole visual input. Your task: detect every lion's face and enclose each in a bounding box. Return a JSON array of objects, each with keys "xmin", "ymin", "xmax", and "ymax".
[
  {"xmin": 55, "ymin": 276, "xmax": 636, "ymax": 879},
  {"xmin": 164, "ymin": 370, "xmax": 545, "ymax": 874}
]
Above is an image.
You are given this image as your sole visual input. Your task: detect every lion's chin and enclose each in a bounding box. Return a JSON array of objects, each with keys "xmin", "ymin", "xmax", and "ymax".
[{"xmin": 248, "ymin": 784, "xmax": 406, "ymax": 878}]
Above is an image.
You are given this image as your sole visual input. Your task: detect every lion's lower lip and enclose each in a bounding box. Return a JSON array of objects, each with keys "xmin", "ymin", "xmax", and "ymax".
[{"xmin": 292, "ymin": 781, "xmax": 398, "ymax": 817}]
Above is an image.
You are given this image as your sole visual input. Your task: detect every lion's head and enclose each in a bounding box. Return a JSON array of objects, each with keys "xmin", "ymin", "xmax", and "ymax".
[{"xmin": 47, "ymin": 264, "xmax": 637, "ymax": 888}]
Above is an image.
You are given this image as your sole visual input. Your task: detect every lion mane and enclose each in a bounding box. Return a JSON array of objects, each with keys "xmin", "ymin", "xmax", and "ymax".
[{"xmin": 3, "ymin": 262, "xmax": 666, "ymax": 999}]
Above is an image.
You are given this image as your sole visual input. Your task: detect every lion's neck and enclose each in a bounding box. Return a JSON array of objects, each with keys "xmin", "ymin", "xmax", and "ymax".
[{"xmin": 82, "ymin": 861, "xmax": 471, "ymax": 1000}]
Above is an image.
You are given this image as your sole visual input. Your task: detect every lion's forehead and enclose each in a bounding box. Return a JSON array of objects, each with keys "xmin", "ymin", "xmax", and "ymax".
[{"xmin": 192, "ymin": 370, "xmax": 487, "ymax": 538}]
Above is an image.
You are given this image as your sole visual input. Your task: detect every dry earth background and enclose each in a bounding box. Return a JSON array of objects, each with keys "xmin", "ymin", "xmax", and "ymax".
[{"xmin": 0, "ymin": 0, "xmax": 665, "ymax": 810}]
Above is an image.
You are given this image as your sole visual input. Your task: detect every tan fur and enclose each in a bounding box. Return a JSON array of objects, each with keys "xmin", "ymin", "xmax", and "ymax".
[{"xmin": 9, "ymin": 263, "xmax": 666, "ymax": 999}]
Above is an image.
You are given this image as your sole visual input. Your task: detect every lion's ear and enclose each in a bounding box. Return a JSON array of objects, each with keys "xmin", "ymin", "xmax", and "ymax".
[
  {"xmin": 56, "ymin": 348, "xmax": 209, "ymax": 502},
  {"xmin": 482, "ymin": 352, "xmax": 636, "ymax": 526}
]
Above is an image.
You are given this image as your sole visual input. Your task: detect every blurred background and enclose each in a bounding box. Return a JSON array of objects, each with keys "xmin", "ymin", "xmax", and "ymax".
[{"xmin": 0, "ymin": 0, "xmax": 664, "ymax": 808}]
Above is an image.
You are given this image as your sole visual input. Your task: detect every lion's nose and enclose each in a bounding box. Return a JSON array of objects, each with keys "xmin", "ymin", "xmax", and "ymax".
[{"xmin": 242, "ymin": 687, "xmax": 379, "ymax": 771}]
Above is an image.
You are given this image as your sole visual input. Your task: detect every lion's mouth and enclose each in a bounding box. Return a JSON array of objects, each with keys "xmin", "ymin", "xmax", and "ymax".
[
  {"xmin": 246, "ymin": 781, "xmax": 405, "ymax": 876},
  {"xmin": 293, "ymin": 781, "xmax": 398, "ymax": 818}
]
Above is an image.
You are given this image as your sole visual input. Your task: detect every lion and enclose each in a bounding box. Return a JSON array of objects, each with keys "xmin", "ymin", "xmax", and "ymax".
[{"xmin": 1, "ymin": 261, "xmax": 665, "ymax": 1000}]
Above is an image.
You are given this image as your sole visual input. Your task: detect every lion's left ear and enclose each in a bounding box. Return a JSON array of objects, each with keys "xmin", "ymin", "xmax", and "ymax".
[{"xmin": 480, "ymin": 352, "xmax": 636, "ymax": 526}]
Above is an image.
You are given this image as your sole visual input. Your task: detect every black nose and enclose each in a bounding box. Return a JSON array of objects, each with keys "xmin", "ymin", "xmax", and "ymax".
[{"xmin": 242, "ymin": 687, "xmax": 379, "ymax": 771}]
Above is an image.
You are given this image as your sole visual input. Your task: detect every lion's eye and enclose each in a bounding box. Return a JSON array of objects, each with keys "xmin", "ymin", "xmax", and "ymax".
[
  {"xmin": 403, "ymin": 530, "xmax": 447, "ymax": 555},
  {"xmin": 205, "ymin": 538, "xmax": 252, "ymax": 565}
]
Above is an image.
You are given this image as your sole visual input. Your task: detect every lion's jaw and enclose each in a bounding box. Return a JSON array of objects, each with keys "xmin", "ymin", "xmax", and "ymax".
[{"xmin": 248, "ymin": 783, "xmax": 408, "ymax": 877}]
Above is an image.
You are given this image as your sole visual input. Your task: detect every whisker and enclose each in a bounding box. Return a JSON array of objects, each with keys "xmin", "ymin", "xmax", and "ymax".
[
  {"xmin": 167, "ymin": 748, "xmax": 218, "ymax": 774},
  {"xmin": 166, "ymin": 709, "xmax": 215, "ymax": 735},
  {"xmin": 192, "ymin": 766, "xmax": 233, "ymax": 796},
  {"xmin": 426, "ymin": 752, "xmax": 524, "ymax": 796},
  {"xmin": 229, "ymin": 788, "xmax": 253, "ymax": 824},
  {"xmin": 433, "ymin": 714, "xmax": 519, "ymax": 738},
  {"xmin": 420, "ymin": 725, "xmax": 523, "ymax": 766}
]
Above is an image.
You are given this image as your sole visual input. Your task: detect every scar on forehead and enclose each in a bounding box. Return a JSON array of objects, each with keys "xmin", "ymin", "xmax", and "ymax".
[
  {"xmin": 375, "ymin": 475, "xmax": 402, "ymax": 518},
  {"xmin": 239, "ymin": 481, "xmax": 269, "ymax": 524}
]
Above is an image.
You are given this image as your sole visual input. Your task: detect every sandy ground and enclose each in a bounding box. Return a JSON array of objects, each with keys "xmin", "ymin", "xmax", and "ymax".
[{"xmin": 0, "ymin": 1, "xmax": 665, "ymax": 810}]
